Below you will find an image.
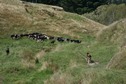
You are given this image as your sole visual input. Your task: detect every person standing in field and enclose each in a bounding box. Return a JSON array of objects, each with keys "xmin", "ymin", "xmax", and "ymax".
[
  {"xmin": 6, "ymin": 47, "xmax": 10, "ymax": 55},
  {"xmin": 86, "ymin": 52, "xmax": 92, "ymax": 63}
]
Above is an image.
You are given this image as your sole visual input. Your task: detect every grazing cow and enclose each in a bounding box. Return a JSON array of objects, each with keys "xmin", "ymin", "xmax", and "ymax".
[
  {"xmin": 70, "ymin": 40, "xmax": 75, "ymax": 43},
  {"xmin": 11, "ymin": 35, "xmax": 15, "ymax": 39},
  {"xmin": 36, "ymin": 36, "xmax": 44, "ymax": 42},
  {"xmin": 51, "ymin": 40, "xmax": 55, "ymax": 44},
  {"xmin": 10, "ymin": 32, "xmax": 82, "ymax": 44},
  {"xmin": 11, "ymin": 34, "xmax": 20, "ymax": 39},
  {"xmin": 39, "ymin": 35, "xmax": 47, "ymax": 40},
  {"xmin": 49, "ymin": 36, "xmax": 55, "ymax": 40},
  {"xmin": 66, "ymin": 38, "xmax": 70, "ymax": 42},
  {"xmin": 28, "ymin": 34, "xmax": 36, "ymax": 40},
  {"xmin": 57, "ymin": 37, "xmax": 65, "ymax": 42},
  {"xmin": 70, "ymin": 39, "xmax": 81, "ymax": 43},
  {"xmin": 74, "ymin": 40, "xmax": 81, "ymax": 43},
  {"xmin": 19, "ymin": 34, "xmax": 29, "ymax": 38},
  {"xmin": 44, "ymin": 35, "xmax": 50, "ymax": 40}
]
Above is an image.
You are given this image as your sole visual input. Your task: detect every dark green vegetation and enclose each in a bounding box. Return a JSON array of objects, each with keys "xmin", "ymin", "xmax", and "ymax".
[
  {"xmin": 0, "ymin": 0, "xmax": 126, "ymax": 84},
  {"xmin": 84, "ymin": 4, "xmax": 126, "ymax": 25},
  {"xmin": 22, "ymin": 0, "xmax": 126, "ymax": 14},
  {"xmin": 22, "ymin": 0, "xmax": 107, "ymax": 14},
  {"xmin": 0, "ymin": 23, "xmax": 126, "ymax": 84}
]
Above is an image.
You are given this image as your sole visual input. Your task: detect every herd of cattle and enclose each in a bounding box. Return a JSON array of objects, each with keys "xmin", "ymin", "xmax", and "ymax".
[{"xmin": 11, "ymin": 32, "xmax": 81, "ymax": 44}]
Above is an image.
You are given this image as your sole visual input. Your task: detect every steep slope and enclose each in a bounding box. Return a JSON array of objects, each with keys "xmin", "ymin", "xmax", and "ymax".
[
  {"xmin": 97, "ymin": 19, "xmax": 126, "ymax": 69},
  {"xmin": 0, "ymin": 0, "xmax": 105, "ymax": 38},
  {"xmin": 0, "ymin": 1, "xmax": 126, "ymax": 84},
  {"xmin": 97, "ymin": 19, "xmax": 126, "ymax": 46},
  {"xmin": 84, "ymin": 4, "xmax": 126, "ymax": 25},
  {"xmin": 106, "ymin": 47, "xmax": 126, "ymax": 69},
  {"xmin": 43, "ymin": 18, "xmax": 126, "ymax": 84}
]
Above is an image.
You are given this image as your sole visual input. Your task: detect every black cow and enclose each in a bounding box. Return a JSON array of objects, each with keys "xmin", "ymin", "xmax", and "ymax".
[
  {"xmin": 70, "ymin": 39, "xmax": 81, "ymax": 43},
  {"xmin": 49, "ymin": 36, "xmax": 55, "ymax": 40},
  {"xmin": 51, "ymin": 40, "xmax": 55, "ymax": 44},
  {"xmin": 10, "ymin": 32, "xmax": 82, "ymax": 44},
  {"xmin": 57, "ymin": 37, "xmax": 65, "ymax": 42},
  {"xmin": 66, "ymin": 38, "xmax": 71, "ymax": 42},
  {"xmin": 73, "ymin": 40, "xmax": 81, "ymax": 43},
  {"xmin": 11, "ymin": 34, "xmax": 20, "ymax": 39}
]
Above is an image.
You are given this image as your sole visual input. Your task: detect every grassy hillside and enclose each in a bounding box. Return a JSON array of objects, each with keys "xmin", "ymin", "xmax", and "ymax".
[
  {"xmin": 0, "ymin": 1, "xmax": 105, "ymax": 37},
  {"xmin": 97, "ymin": 19, "xmax": 126, "ymax": 70},
  {"xmin": 84, "ymin": 4, "xmax": 126, "ymax": 25},
  {"xmin": 0, "ymin": 0, "xmax": 126, "ymax": 84},
  {"xmin": 0, "ymin": 0, "xmax": 21, "ymax": 5},
  {"xmin": 97, "ymin": 19, "xmax": 126, "ymax": 46},
  {"xmin": 106, "ymin": 47, "xmax": 126, "ymax": 70}
]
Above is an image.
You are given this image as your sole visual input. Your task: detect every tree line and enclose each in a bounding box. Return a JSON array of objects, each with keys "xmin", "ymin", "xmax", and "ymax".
[{"xmin": 21, "ymin": 0, "xmax": 126, "ymax": 14}]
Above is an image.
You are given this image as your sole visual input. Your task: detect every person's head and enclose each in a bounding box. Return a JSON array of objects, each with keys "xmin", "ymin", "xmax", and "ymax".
[
  {"xmin": 87, "ymin": 52, "xmax": 89, "ymax": 55},
  {"xmin": 89, "ymin": 55, "xmax": 91, "ymax": 58}
]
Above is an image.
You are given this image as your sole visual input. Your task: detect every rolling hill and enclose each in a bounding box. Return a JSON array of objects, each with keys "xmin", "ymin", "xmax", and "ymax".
[
  {"xmin": 0, "ymin": 0, "xmax": 126, "ymax": 84},
  {"xmin": 97, "ymin": 19, "xmax": 126, "ymax": 70},
  {"xmin": 84, "ymin": 4, "xmax": 126, "ymax": 25},
  {"xmin": 0, "ymin": 0, "xmax": 105, "ymax": 38}
]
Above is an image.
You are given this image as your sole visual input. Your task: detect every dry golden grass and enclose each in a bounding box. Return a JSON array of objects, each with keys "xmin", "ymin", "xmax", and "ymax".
[
  {"xmin": 0, "ymin": 1, "xmax": 105, "ymax": 38},
  {"xmin": 39, "ymin": 61, "xmax": 49, "ymax": 71},
  {"xmin": 106, "ymin": 47, "xmax": 126, "ymax": 69},
  {"xmin": 69, "ymin": 60, "xmax": 78, "ymax": 69},
  {"xmin": 96, "ymin": 19, "xmax": 126, "ymax": 69},
  {"xmin": 39, "ymin": 61, "xmax": 59, "ymax": 73},
  {"xmin": 0, "ymin": 0, "xmax": 22, "ymax": 5},
  {"xmin": 21, "ymin": 50, "xmax": 36, "ymax": 69},
  {"xmin": 97, "ymin": 19, "xmax": 126, "ymax": 45},
  {"xmin": 44, "ymin": 72, "xmax": 73, "ymax": 84},
  {"xmin": 35, "ymin": 50, "xmax": 45, "ymax": 59}
]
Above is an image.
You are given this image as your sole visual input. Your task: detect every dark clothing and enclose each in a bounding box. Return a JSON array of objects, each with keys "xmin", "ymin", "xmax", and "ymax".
[
  {"xmin": 35, "ymin": 58, "xmax": 39, "ymax": 64},
  {"xmin": 6, "ymin": 48, "xmax": 10, "ymax": 55},
  {"xmin": 86, "ymin": 53, "xmax": 92, "ymax": 63}
]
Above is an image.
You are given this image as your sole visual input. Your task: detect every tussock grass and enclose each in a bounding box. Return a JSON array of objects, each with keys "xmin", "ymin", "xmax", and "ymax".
[
  {"xmin": 0, "ymin": 0, "xmax": 22, "ymax": 5},
  {"xmin": 97, "ymin": 19, "xmax": 126, "ymax": 45},
  {"xmin": 0, "ymin": 1, "xmax": 126, "ymax": 84},
  {"xmin": 45, "ymin": 67, "xmax": 126, "ymax": 84},
  {"xmin": 0, "ymin": 38, "xmax": 55, "ymax": 84},
  {"xmin": 21, "ymin": 50, "xmax": 35, "ymax": 69},
  {"xmin": 106, "ymin": 47, "xmax": 126, "ymax": 70},
  {"xmin": 84, "ymin": 4, "xmax": 126, "ymax": 25}
]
